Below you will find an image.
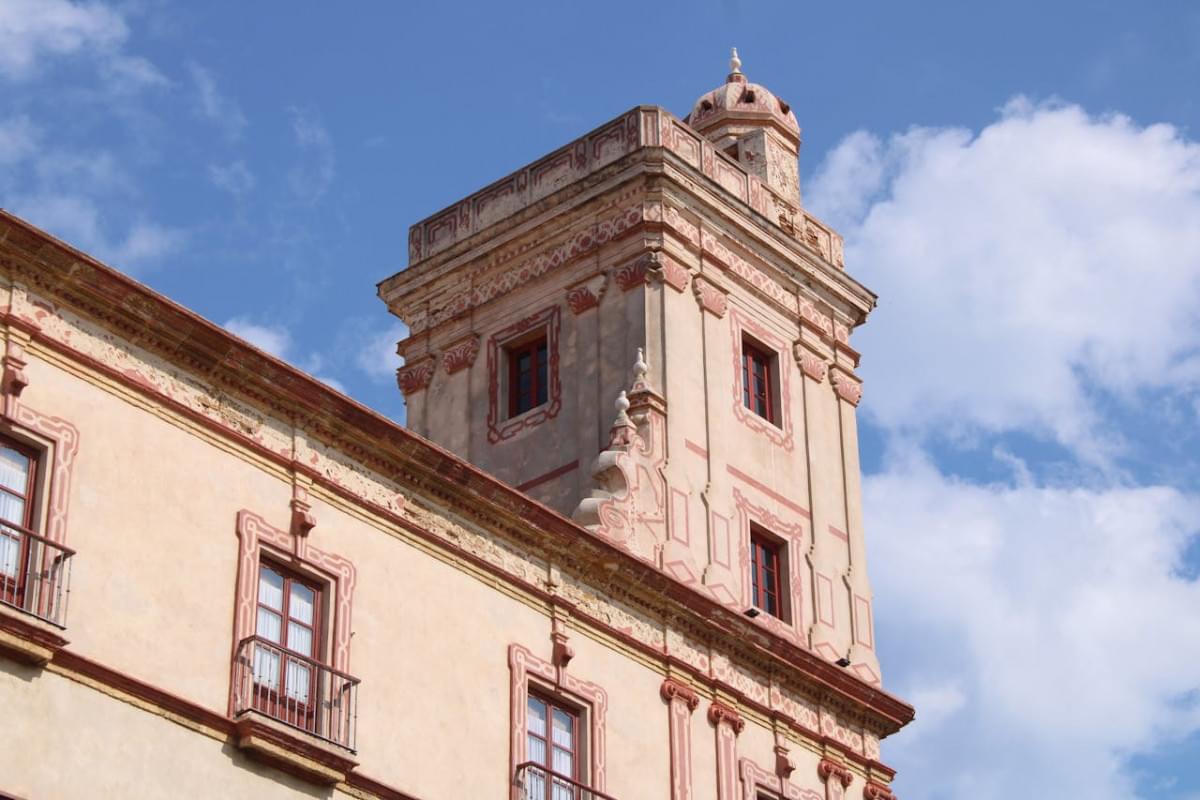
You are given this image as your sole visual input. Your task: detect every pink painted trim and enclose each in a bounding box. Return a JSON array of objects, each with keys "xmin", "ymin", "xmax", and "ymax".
[
  {"xmin": 662, "ymin": 679, "xmax": 699, "ymax": 800},
  {"xmin": 441, "ymin": 335, "xmax": 480, "ymax": 375},
  {"xmin": 230, "ymin": 510, "xmax": 357, "ymax": 714},
  {"xmin": 853, "ymin": 595, "xmax": 874, "ymax": 650},
  {"xmin": 710, "ymin": 701, "xmax": 743, "ymax": 800},
  {"xmin": 509, "ymin": 643, "xmax": 608, "ymax": 797},
  {"xmin": 397, "ymin": 356, "xmax": 436, "ymax": 396},
  {"xmin": 739, "ymin": 757, "xmax": 822, "ymax": 800},
  {"xmin": 669, "ymin": 489, "xmax": 690, "ymax": 545},
  {"xmin": 815, "ymin": 574, "xmax": 836, "ymax": 628},
  {"xmin": 684, "ymin": 439, "xmax": 708, "ymax": 459},
  {"xmin": 730, "ymin": 308, "xmax": 793, "ymax": 451},
  {"xmin": 4, "ymin": 403, "xmax": 79, "ymax": 546},
  {"xmin": 734, "ymin": 488, "xmax": 808, "ymax": 643},
  {"xmin": 515, "ymin": 460, "xmax": 579, "ymax": 493},
  {"xmin": 827, "ymin": 525, "xmax": 849, "ymax": 542},
  {"xmin": 726, "ymin": 465, "xmax": 811, "ymax": 519},
  {"xmin": 487, "ymin": 306, "xmax": 562, "ymax": 444}
]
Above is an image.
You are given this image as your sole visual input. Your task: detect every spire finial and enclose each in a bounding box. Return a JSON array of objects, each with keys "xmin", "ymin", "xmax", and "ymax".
[{"xmin": 729, "ymin": 47, "xmax": 742, "ymax": 75}]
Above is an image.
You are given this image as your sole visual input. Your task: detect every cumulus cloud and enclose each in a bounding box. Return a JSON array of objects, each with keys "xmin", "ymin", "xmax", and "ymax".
[
  {"xmin": 865, "ymin": 447, "xmax": 1200, "ymax": 799},
  {"xmin": 0, "ymin": 0, "xmax": 164, "ymax": 87},
  {"xmin": 354, "ymin": 321, "xmax": 407, "ymax": 382},
  {"xmin": 287, "ymin": 107, "xmax": 336, "ymax": 204},
  {"xmin": 807, "ymin": 99, "xmax": 1200, "ymax": 463},
  {"xmin": 208, "ymin": 160, "xmax": 256, "ymax": 196},
  {"xmin": 11, "ymin": 193, "xmax": 184, "ymax": 271},
  {"xmin": 188, "ymin": 63, "xmax": 247, "ymax": 140},
  {"xmin": 223, "ymin": 318, "xmax": 291, "ymax": 358}
]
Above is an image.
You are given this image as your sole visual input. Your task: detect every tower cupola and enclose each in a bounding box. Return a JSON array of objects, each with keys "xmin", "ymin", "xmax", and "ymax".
[{"xmin": 685, "ymin": 48, "xmax": 802, "ymax": 207}]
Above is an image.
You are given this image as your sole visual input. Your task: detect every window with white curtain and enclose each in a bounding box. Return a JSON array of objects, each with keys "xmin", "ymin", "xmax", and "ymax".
[{"xmin": 525, "ymin": 691, "xmax": 582, "ymax": 800}]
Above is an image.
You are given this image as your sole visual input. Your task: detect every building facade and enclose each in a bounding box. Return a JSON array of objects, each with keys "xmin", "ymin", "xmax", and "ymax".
[{"xmin": 0, "ymin": 54, "xmax": 912, "ymax": 800}]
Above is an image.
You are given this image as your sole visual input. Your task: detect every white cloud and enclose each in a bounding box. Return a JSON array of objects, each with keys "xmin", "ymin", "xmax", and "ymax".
[
  {"xmin": 0, "ymin": 0, "xmax": 164, "ymax": 88},
  {"xmin": 188, "ymin": 63, "xmax": 246, "ymax": 140},
  {"xmin": 287, "ymin": 107, "xmax": 335, "ymax": 203},
  {"xmin": 355, "ymin": 321, "xmax": 407, "ymax": 381},
  {"xmin": 223, "ymin": 318, "xmax": 291, "ymax": 359},
  {"xmin": 807, "ymin": 99, "xmax": 1200, "ymax": 463},
  {"xmin": 865, "ymin": 446, "xmax": 1200, "ymax": 799},
  {"xmin": 0, "ymin": 116, "xmax": 39, "ymax": 165},
  {"xmin": 208, "ymin": 160, "xmax": 256, "ymax": 196},
  {"xmin": 10, "ymin": 193, "xmax": 184, "ymax": 271}
]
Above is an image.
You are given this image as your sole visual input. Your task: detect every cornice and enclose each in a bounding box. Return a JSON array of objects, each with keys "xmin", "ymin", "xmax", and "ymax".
[
  {"xmin": 378, "ymin": 105, "xmax": 876, "ymax": 326},
  {"xmin": 0, "ymin": 210, "xmax": 913, "ymax": 737}
]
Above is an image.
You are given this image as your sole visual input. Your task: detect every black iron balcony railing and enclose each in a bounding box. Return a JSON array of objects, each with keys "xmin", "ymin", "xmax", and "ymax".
[
  {"xmin": 232, "ymin": 635, "xmax": 360, "ymax": 751},
  {"xmin": 0, "ymin": 519, "xmax": 73, "ymax": 628},
  {"xmin": 514, "ymin": 761, "xmax": 618, "ymax": 800}
]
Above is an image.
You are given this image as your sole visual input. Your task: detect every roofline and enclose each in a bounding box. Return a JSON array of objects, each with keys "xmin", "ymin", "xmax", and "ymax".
[{"xmin": 0, "ymin": 209, "xmax": 913, "ymax": 735}]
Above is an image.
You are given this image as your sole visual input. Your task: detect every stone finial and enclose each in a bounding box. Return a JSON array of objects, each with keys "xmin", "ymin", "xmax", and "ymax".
[
  {"xmin": 615, "ymin": 389, "xmax": 630, "ymax": 417},
  {"xmin": 730, "ymin": 47, "xmax": 742, "ymax": 75},
  {"xmin": 633, "ymin": 348, "xmax": 648, "ymax": 385}
]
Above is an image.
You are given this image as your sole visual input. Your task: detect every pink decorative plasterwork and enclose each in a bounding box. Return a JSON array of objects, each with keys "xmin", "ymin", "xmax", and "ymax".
[
  {"xmin": 830, "ymin": 368, "xmax": 862, "ymax": 407},
  {"xmin": 734, "ymin": 488, "xmax": 807, "ymax": 644},
  {"xmin": 1, "ymin": 379, "xmax": 80, "ymax": 547},
  {"xmin": 655, "ymin": 253, "xmax": 690, "ymax": 293},
  {"xmin": 693, "ymin": 275, "xmax": 728, "ymax": 317},
  {"xmin": 710, "ymin": 701, "xmax": 744, "ymax": 800},
  {"xmin": 229, "ymin": 510, "xmax": 357, "ymax": 713},
  {"xmin": 863, "ymin": 781, "xmax": 896, "ymax": 800},
  {"xmin": 661, "ymin": 678, "xmax": 700, "ymax": 800},
  {"xmin": 396, "ymin": 356, "xmax": 436, "ymax": 396},
  {"xmin": 565, "ymin": 273, "xmax": 607, "ymax": 315},
  {"xmin": 573, "ymin": 384, "xmax": 668, "ymax": 565},
  {"xmin": 614, "ymin": 252, "xmax": 652, "ymax": 291},
  {"xmin": 817, "ymin": 760, "xmax": 854, "ymax": 800},
  {"xmin": 739, "ymin": 757, "xmax": 822, "ymax": 800},
  {"xmin": 486, "ymin": 306, "xmax": 562, "ymax": 444},
  {"xmin": 509, "ymin": 644, "xmax": 607, "ymax": 797},
  {"xmin": 730, "ymin": 308, "xmax": 794, "ymax": 451},
  {"xmin": 441, "ymin": 336, "xmax": 480, "ymax": 374},
  {"xmin": 795, "ymin": 343, "xmax": 828, "ymax": 383}
]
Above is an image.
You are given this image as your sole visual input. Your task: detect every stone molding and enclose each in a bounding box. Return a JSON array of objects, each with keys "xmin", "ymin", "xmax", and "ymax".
[{"xmin": 441, "ymin": 335, "xmax": 480, "ymax": 374}]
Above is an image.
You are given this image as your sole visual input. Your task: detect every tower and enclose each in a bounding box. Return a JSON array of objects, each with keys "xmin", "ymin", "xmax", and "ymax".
[{"xmin": 380, "ymin": 51, "xmax": 881, "ymax": 682}]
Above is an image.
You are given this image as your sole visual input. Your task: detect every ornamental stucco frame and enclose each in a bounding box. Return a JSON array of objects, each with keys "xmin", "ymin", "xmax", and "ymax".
[
  {"xmin": 228, "ymin": 509, "xmax": 357, "ymax": 715},
  {"xmin": 0, "ymin": 401, "xmax": 79, "ymax": 548},
  {"xmin": 486, "ymin": 306, "xmax": 563, "ymax": 444},
  {"xmin": 729, "ymin": 307, "xmax": 794, "ymax": 451},
  {"xmin": 739, "ymin": 757, "xmax": 821, "ymax": 800},
  {"xmin": 734, "ymin": 488, "xmax": 808, "ymax": 645},
  {"xmin": 508, "ymin": 643, "xmax": 607, "ymax": 797}
]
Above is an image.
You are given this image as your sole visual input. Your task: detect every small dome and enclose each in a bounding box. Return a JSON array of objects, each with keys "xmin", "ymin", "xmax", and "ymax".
[{"xmin": 685, "ymin": 49, "xmax": 799, "ymax": 142}]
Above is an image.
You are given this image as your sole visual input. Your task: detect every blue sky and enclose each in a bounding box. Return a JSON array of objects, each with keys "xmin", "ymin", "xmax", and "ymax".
[{"xmin": 2, "ymin": 2, "xmax": 1199, "ymax": 797}]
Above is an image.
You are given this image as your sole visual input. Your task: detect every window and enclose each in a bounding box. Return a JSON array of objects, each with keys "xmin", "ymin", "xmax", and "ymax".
[
  {"xmin": 507, "ymin": 334, "xmax": 549, "ymax": 418},
  {"xmin": 750, "ymin": 526, "xmax": 784, "ymax": 619},
  {"xmin": 0, "ymin": 436, "xmax": 38, "ymax": 611},
  {"xmin": 525, "ymin": 691, "xmax": 581, "ymax": 800},
  {"xmin": 252, "ymin": 562, "xmax": 322, "ymax": 730},
  {"xmin": 741, "ymin": 339, "xmax": 776, "ymax": 423}
]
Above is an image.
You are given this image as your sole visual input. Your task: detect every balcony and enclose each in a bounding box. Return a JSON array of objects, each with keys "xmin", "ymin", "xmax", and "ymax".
[
  {"xmin": 231, "ymin": 635, "xmax": 360, "ymax": 784},
  {"xmin": 0, "ymin": 520, "xmax": 73, "ymax": 664},
  {"xmin": 514, "ymin": 762, "xmax": 618, "ymax": 800}
]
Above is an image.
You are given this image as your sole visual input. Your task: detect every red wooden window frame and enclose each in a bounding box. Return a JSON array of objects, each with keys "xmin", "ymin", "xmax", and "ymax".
[
  {"xmin": 0, "ymin": 435, "xmax": 39, "ymax": 610},
  {"xmin": 507, "ymin": 334, "xmax": 549, "ymax": 418},
  {"xmin": 742, "ymin": 340, "xmax": 775, "ymax": 423},
  {"xmin": 526, "ymin": 689, "xmax": 582, "ymax": 798},
  {"xmin": 253, "ymin": 561, "xmax": 324, "ymax": 725},
  {"xmin": 750, "ymin": 526, "xmax": 784, "ymax": 619}
]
